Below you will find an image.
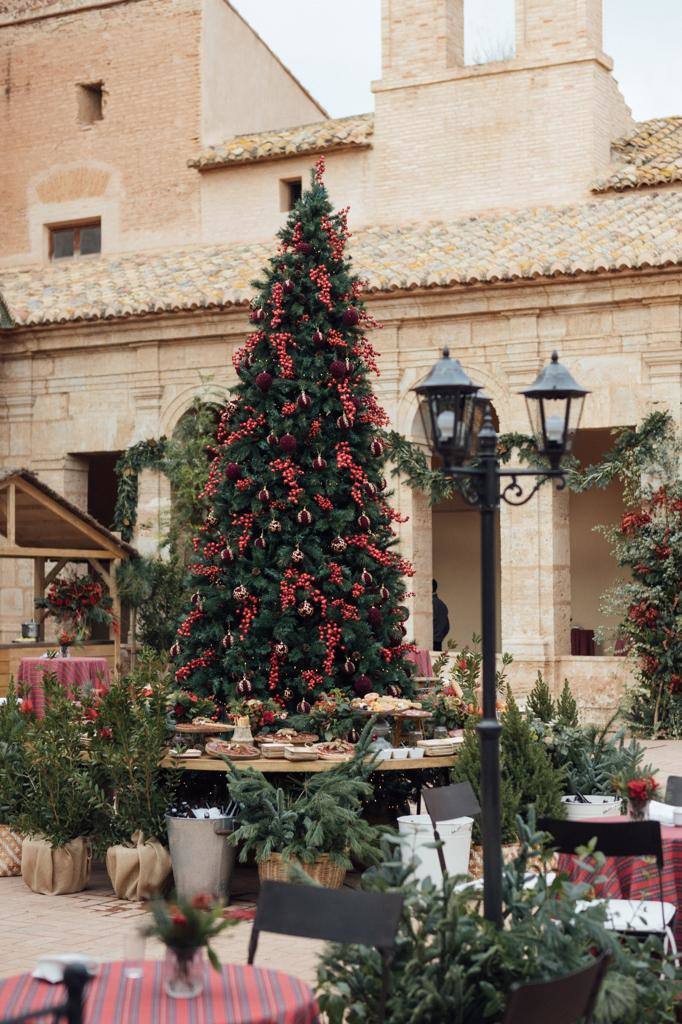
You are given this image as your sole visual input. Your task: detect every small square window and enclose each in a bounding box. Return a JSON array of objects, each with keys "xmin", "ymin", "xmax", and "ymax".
[
  {"xmin": 77, "ymin": 82, "xmax": 104, "ymax": 124},
  {"xmin": 49, "ymin": 220, "xmax": 101, "ymax": 260},
  {"xmin": 279, "ymin": 177, "xmax": 303, "ymax": 212}
]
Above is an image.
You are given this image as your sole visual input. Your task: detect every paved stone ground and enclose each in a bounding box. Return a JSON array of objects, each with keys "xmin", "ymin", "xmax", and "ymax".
[{"xmin": 1, "ymin": 739, "xmax": 679, "ymax": 987}]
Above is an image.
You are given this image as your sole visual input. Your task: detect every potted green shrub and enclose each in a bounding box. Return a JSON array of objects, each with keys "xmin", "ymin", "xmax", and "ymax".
[
  {"xmin": 0, "ymin": 682, "xmax": 28, "ymax": 876},
  {"xmin": 13, "ymin": 676, "xmax": 105, "ymax": 895},
  {"xmin": 90, "ymin": 652, "xmax": 178, "ymax": 900},
  {"xmin": 225, "ymin": 731, "xmax": 382, "ymax": 888}
]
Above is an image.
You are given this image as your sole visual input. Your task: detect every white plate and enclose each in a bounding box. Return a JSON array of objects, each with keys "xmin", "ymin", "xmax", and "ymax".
[{"xmin": 32, "ymin": 954, "xmax": 99, "ymax": 984}]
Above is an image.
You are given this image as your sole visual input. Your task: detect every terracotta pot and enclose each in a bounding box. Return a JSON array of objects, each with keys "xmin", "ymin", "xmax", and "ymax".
[
  {"xmin": 258, "ymin": 852, "xmax": 346, "ymax": 889},
  {"xmin": 0, "ymin": 825, "xmax": 23, "ymax": 877},
  {"xmin": 21, "ymin": 836, "xmax": 92, "ymax": 895},
  {"xmin": 106, "ymin": 831, "xmax": 172, "ymax": 901}
]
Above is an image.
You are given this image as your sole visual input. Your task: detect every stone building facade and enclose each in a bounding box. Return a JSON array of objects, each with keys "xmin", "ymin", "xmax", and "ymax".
[{"xmin": 1, "ymin": 0, "xmax": 681, "ymax": 717}]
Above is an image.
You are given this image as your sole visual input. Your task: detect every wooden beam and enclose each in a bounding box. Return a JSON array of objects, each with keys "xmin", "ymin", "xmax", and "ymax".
[
  {"xmin": 33, "ymin": 557, "xmax": 45, "ymax": 641},
  {"xmin": 88, "ymin": 558, "xmax": 113, "ymax": 589},
  {"xmin": 0, "ymin": 546, "xmax": 122, "ymax": 559},
  {"xmin": 12, "ymin": 477, "xmax": 125, "ymax": 557},
  {"xmin": 7, "ymin": 484, "xmax": 16, "ymax": 545},
  {"xmin": 44, "ymin": 559, "xmax": 68, "ymax": 587}
]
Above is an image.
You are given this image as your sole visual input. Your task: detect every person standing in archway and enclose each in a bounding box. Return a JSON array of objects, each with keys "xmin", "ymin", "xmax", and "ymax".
[{"xmin": 432, "ymin": 578, "xmax": 450, "ymax": 651}]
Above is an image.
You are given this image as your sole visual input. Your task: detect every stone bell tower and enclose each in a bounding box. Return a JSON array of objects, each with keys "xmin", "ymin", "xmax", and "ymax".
[{"xmin": 373, "ymin": 0, "xmax": 633, "ymax": 222}]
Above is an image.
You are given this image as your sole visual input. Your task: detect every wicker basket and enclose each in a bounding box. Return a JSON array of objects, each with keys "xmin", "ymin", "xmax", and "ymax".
[
  {"xmin": 0, "ymin": 825, "xmax": 22, "ymax": 877},
  {"xmin": 258, "ymin": 852, "xmax": 346, "ymax": 889}
]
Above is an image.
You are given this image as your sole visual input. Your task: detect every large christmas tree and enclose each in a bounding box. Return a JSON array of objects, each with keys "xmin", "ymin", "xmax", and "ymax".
[{"xmin": 172, "ymin": 160, "xmax": 416, "ymax": 712}]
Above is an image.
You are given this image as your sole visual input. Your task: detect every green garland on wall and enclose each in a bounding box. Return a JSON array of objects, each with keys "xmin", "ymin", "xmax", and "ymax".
[{"xmin": 113, "ymin": 437, "xmax": 168, "ymax": 541}]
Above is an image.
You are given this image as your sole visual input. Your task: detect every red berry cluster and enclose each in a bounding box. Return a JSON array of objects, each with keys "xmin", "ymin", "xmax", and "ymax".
[
  {"xmin": 269, "ymin": 332, "xmax": 295, "ymax": 378},
  {"xmin": 269, "ymin": 457, "xmax": 304, "ymax": 504},
  {"xmin": 177, "ymin": 608, "xmax": 204, "ymax": 638},
  {"xmin": 314, "ymin": 494, "xmax": 334, "ymax": 512},
  {"xmin": 237, "ymin": 594, "xmax": 259, "ymax": 639},
  {"xmin": 270, "ymin": 282, "xmax": 285, "ymax": 328},
  {"xmin": 175, "ymin": 648, "xmax": 216, "ymax": 683},
  {"xmin": 309, "ymin": 265, "xmax": 333, "ymax": 309},
  {"xmin": 232, "ymin": 513, "xmax": 255, "ymax": 554},
  {"xmin": 301, "ymin": 668, "xmax": 324, "ymax": 691},
  {"xmin": 321, "ymin": 208, "xmax": 350, "ymax": 262},
  {"xmin": 327, "ymin": 562, "xmax": 343, "ymax": 585}
]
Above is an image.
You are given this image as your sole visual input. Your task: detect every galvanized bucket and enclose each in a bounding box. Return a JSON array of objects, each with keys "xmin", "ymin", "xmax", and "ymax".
[{"xmin": 166, "ymin": 816, "xmax": 236, "ymax": 905}]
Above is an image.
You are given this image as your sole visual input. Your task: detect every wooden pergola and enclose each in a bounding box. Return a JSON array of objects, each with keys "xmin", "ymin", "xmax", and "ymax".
[{"xmin": 0, "ymin": 469, "xmax": 137, "ymax": 666}]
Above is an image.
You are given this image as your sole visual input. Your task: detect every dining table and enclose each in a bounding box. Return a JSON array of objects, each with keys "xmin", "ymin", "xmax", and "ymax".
[
  {"xmin": 556, "ymin": 815, "xmax": 682, "ymax": 946},
  {"xmin": 16, "ymin": 656, "xmax": 110, "ymax": 716},
  {"xmin": 0, "ymin": 961, "xmax": 320, "ymax": 1024}
]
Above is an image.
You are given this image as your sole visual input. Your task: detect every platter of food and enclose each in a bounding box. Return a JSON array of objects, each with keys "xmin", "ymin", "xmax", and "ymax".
[
  {"xmin": 175, "ymin": 720, "xmax": 234, "ymax": 734},
  {"xmin": 205, "ymin": 739, "xmax": 260, "ymax": 760},
  {"xmin": 350, "ymin": 692, "xmax": 431, "ymax": 718},
  {"xmin": 255, "ymin": 728, "xmax": 319, "ymax": 746},
  {"xmin": 315, "ymin": 739, "xmax": 356, "ymax": 761}
]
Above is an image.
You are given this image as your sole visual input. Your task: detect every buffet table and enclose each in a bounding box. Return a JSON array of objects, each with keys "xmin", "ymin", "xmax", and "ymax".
[
  {"xmin": 16, "ymin": 656, "xmax": 110, "ymax": 716},
  {"xmin": 162, "ymin": 753, "xmax": 458, "ymax": 773}
]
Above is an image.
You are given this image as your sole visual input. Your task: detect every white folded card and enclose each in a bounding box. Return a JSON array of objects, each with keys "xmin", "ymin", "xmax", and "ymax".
[{"xmin": 32, "ymin": 954, "xmax": 99, "ymax": 984}]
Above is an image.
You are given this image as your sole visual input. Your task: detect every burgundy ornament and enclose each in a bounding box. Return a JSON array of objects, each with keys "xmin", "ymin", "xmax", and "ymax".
[
  {"xmin": 205, "ymin": 510, "xmax": 217, "ymax": 527},
  {"xmin": 351, "ymin": 397, "xmax": 362, "ymax": 410},
  {"xmin": 224, "ymin": 400, "xmax": 240, "ymax": 421},
  {"xmin": 367, "ymin": 606, "xmax": 383, "ymax": 628},
  {"xmin": 296, "ymin": 699, "xmax": 311, "ymax": 714},
  {"xmin": 298, "ymin": 600, "xmax": 314, "ymax": 618},
  {"xmin": 257, "ymin": 487, "xmax": 270, "ymax": 502},
  {"xmin": 370, "ymin": 439, "xmax": 384, "ymax": 458},
  {"xmin": 397, "ymin": 606, "xmax": 410, "ymax": 622},
  {"xmin": 337, "ymin": 414, "xmax": 352, "ymax": 429},
  {"xmin": 274, "ymin": 642, "xmax": 289, "ymax": 657},
  {"xmin": 237, "ymin": 676, "xmax": 253, "ymax": 697},
  {"xmin": 191, "ymin": 592, "xmax": 202, "ymax": 607},
  {"xmin": 254, "ymin": 533, "xmax": 266, "ymax": 549},
  {"xmin": 170, "ymin": 641, "xmax": 180, "ymax": 658},
  {"xmin": 268, "ymin": 519, "xmax": 282, "ymax": 533},
  {"xmin": 330, "ymin": 360, "xmax": 347, "ymax": 380},
  {"xmin": 379, "ymin": 478, "xmax": 388, "ymax": 492},
  {"xmin": 291, "ymin": 546, "xmax": 304, "ymax": 564},
  {"xmin": 387, "ymin": 684, "xmax": 402, "ymax": 698},
  {"xmin": 379, "ymin": 585, "xmax": 390, "ymax": 602},
  {"xmin": 233, "ymin": 584, "xmax": 248, "ymax": 601},
  {"xmin": 331, "ymin": 536, "xmax": 347, "ymax": 553},
  {"xmin": 241, "ymin": 352, "xmax": 253, "ymax": 370},
  {"xmin": 353, "ymin": 674, "xmax": 373, "ymax": 697},
  {"xmin": 296, "ymin": 241, "xmax": 313, "ymax": 255},
  {"xmin": 249, "ymin": 307, "xmax": 265, "ymax": 324},
  {"xmin": 297, "ymin": 391, "xmax": 312, "ymax": 411},
  {"xmin": 364, "ymin": 482, "xmax": 377, "ymax": 497},
  {"xmin": 255, "ymin": 371, "xmax": 273, "ymax": 392},
  {"xmin": 312, "ymin": 329, "xmax": 325, "ymax": 347},
  {"xmin": 221, "ymin": 631, "xmax": 234, "ymax": 649},
  {"xmin": 361, "ymin": 569, "xmax": 373, "ymax": 586},
  {"xmin": 343, "ymin": 659, "xmax": 356, "ymax": 675},
  {"xmin": 283, "ymin": 279, "xmax": 295, "ymax": 294},
  {"xmin": 342, "ymin": 306, "xmax": 360, "ymax": 327},
  {"xmin": 267, "ymin": 433, "xmax": 279, "ymax": 447},
  {"xmin": 312, "ymin": 453, "xmax": 327, "ymax": 470},
  {"xmin": 279, "ymin": 433, "xmax": 297, "ymax": 453},
  {"xmin": 357, "ymin": 513, "xmax": 371, "ymax": 531},
  {"xmin": 225, "ymin": 462, "xmax": 242, "ymax": 482},
  {"xmin": 297, "ymin": 508, "xmax": 312, "ymax": 527},
  {"xmin": 282, "ymin": 687, "xmax": 294, "ymax": 701},
  {"xmin": 220, "ymin": 546, "xmax": 234, "ymax": 563}
]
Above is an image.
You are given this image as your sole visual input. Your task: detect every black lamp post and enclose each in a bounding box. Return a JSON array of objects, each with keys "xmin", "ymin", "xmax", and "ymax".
[{"xmin": 414, "ymin": 349, "xmax": 588, "ymax": 927}]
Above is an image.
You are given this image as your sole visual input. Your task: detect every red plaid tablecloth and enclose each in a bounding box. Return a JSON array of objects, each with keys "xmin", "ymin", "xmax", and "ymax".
[
  {"xmin": 556, "ymin": 817, "xmax": 682, "ymax": 944},
  {"xmin": 17, "ymin": 656, "xmax": 110, "ymax": 717},
  {"xmin": 405, "ymin": 649, "xmax": 433, "ymax": 678},
  {"xmin": 0, "ymin": 962, "xmax": 320, "ymax": 1024}
]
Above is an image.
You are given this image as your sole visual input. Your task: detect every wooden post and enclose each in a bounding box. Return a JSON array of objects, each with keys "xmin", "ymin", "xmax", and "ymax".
[
  {"xmin": 7, "ymin": 484, "xmax": 16, "ymax": 545},
  {"xmin": 33, "ymin": 557, "xmax": 45, "ymax": 640},
  {"xmin": 88, "ymin": 557, "xmax": 120, "ymax": 672}
]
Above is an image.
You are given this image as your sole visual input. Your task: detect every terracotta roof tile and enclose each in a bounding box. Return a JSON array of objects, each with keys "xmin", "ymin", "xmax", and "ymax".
[
  {"xmin": 189, "ymin": 113, "xmax": 373, "ymax": 170},
  {"xmin": 1, "ymin": 191, "xmax": 681, "ymax": 328},
  {"xmin": 593, "ymin": 117, "xmax": 682, "ymax": 192}
]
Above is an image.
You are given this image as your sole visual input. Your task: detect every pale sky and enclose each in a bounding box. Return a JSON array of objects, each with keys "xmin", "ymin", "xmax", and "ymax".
[{"xmin": 230, "ymin": 0, "xmax": 682, "ymax": 122}]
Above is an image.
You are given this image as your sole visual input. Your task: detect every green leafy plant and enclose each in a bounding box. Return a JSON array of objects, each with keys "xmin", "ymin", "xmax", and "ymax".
[
  {"xmin": 225, "ymin": 727, "xmax": 382, "ymax": 869},
  {"xmin": 526, "ymin": 672, "xmax": 555, "ymax": 723},
  {"xmin": 452, "ymin": 690, "xmax": 565, "ymax": 843},
  {"xmin": 0, "ymin": 681, "xmax": 28, "ymax": 823},
  {"xmin": 88, "ymin": 652, "xmax": 179, "ymax": 849},
  {"xmin": 11, "ymin": 677, "xmax": 107, "ymax": 847},
  {"xmin": 426, "ymin": 635, "xmax": 513, "ymax": 729},
  {"xmin": 116, "ymin": 557, "xmax": 189, "ymax": 654},
  {"xmin": 555, "ymin": 678, "xmax": 579, "ymax": 727},
  {"xmin": 144, "ymin": 893, "xmax": 234, "ymax": 971},
  {"xmin": 316, "ymin": 820, "xmax": 677, "ymax": 1024},
  {"xmin": 287, "ymin": 689, "xmax": 356, "ymax": 740}
]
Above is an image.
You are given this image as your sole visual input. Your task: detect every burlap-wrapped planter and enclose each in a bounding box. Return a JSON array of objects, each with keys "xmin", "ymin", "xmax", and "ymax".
[
  {"xmin": 21, "ymin": 837, "xmax": 92, "ymax": 895},
  {"xmin": 106, "ymin": 831, "xmax": 172, "ymax": 901},
  {"xmin": 0, "ymin": 825, "xmax": 23, "ymax": 877},
  {"xmin": 258, "ymin": 852, "xmax": 346, "ymax": 889},
  {"xmin": 469, "ymin": 843, "xmax": 521, "ymax": 880}
]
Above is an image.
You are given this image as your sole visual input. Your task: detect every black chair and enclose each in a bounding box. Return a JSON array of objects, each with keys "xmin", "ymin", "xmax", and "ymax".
[
  {"xmin": 539, "ymin": 818, "xmax": 677, "ymax": 956},
  {"xmin": 248, "ymin": 881, "xmax": 404, "ymax": 1023},
  {"xmin": 665, "ymin": 776, "xmax": 682, "ymax": 806},
  {"xmin": 502, "ymin": 953, "xmax": 610, "ymax": 1024},
  {"xmin": 0, "ymin": 964, "xmax": 88, "ymax": 1024},
  {"xmin": 423, "ymin": 782, "xmax": 481, "ymax": 876}
]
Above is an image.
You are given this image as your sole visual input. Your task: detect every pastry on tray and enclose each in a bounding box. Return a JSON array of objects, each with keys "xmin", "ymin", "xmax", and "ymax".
[
  {"xmin": 315, "ymin": 739, "xmax": 356, "ymax": 761},
  {"xmin": 256, "ymin": 728, "xmax": 319, "ymax": 745},
  {"xmin": 205, "ymin": 738, "xmax": 260, "ymax": 759}
]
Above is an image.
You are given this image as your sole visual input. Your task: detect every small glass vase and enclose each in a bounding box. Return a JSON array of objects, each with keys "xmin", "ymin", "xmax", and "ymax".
[
  {"xmin": 628, "ymin": 798, "xmax": 649, "ymax": 822},
  {"xmin": 163, "ymin": 947, "xmax": 204, "ymax": 999},
  {"xmin": 59, "ymin": 645, "xmax": 70, "ymax": 658}
]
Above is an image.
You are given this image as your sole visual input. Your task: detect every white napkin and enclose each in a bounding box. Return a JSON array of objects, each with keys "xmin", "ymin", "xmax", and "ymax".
[
  {"xmin": 192, "ymin": 806, "xmax": 222, "ymax": 819},
  {"xmin": 648, "ymin": 800, "xmax": 674, "ymax": 825},
  {"xmin": 32, "ymin": 954, "xmax": 98, "ymax": 984}
]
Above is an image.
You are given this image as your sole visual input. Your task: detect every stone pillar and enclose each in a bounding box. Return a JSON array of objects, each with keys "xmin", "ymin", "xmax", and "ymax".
[
  {"xmin": 133, "ymin": 469, "xmax": 172, "ymax": 558},
  {"xmin": 0, "ymin": 397, "xmax": 35, "ymax": 641},
  {"xmin": 381, "ymin": 0, "xmax": 464, "ymax": 82},
  {"xmin": 396, "ymin": 476, "xmax": 433, "ymax": 651},
  {"xmin": 515, "ymin": 0, "xmax": 604, "ymax": 61},
  {"xmin": 500, "ymin": 477, "xmax": 571, "ymax": 690}
]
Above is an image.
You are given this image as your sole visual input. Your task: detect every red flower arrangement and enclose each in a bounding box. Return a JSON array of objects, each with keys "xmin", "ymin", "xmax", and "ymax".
[
  {"xmin": 36, "ymin": 573, "xmax": 115, "ymax": 634},
  {"xmin": 613, "ymin": 773, "xmax": 659, "ymax": 820}
]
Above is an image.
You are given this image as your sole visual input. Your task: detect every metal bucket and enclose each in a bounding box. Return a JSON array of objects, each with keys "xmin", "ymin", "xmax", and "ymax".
[
  {"xmin": 166, "ymin": 816, "xmax": 236, "ymax": 905},
  {"xmin": 21, "ymin": 621, "xmax": 39, "ymax": 640}
]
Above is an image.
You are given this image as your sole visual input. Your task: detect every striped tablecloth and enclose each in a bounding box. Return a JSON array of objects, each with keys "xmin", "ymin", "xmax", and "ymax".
[
  {"xmin": 0, "ymin": 962, "xmax": 320, "ymax": 1024},
  {"xmin": 557, "ymin": 817, "xmax": 682, "ymax": 945},
  {"xmin": 17, "ymin": 656, "xmax": 111, "ymax": 716},
  {"xmin": 405, "ymin": 648, "xmax": 433, "ymax": 679}
]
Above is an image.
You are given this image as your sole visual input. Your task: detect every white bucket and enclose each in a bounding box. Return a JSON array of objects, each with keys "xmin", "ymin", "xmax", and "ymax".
[
  {"xmin": 561, "ymin": 795, "xmax": 622, "ymax": 821},
  {"xmin": 397, "ymin": 814, "xmax": 473, "ymax": 883}
]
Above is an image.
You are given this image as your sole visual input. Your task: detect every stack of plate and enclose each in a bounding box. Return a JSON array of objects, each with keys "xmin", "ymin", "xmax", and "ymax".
[
  {"xmin": 284, "ymin": 745, "xmax": 319, "ymax": 761},
  {"xmin": 417, "ymin": 738, "xmax": 458, "ymax": 757}
]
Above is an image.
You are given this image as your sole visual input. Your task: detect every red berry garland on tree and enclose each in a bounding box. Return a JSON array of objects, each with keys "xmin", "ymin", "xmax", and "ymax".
[{"xmin": 172, "ymin": 160, "xmax": 416, "ymax": 709}]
